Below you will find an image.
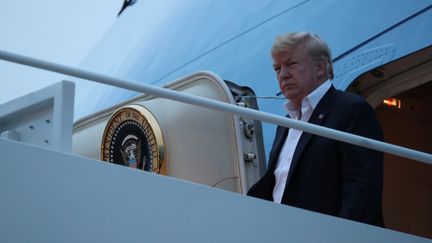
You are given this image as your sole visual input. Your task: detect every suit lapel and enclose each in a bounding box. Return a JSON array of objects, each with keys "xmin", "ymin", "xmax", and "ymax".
[
  {"xmin": 284, "ymin": 86, "xmax": 337, "ymax": 189},
  {"xmin": 267, "ymin": 124, "xmax": 289, "ymax": 173}
]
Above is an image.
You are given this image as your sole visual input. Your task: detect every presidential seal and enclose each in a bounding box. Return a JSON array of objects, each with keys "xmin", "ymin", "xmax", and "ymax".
[{"xmin": 101, "ymin": 105, "xmax": 165, "ymax": 174}]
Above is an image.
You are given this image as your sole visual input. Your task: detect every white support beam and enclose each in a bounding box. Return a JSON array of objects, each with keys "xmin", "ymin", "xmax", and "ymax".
[{"xmin": 0, "ymin": 49, "xmax": 431, "ymax": 164}]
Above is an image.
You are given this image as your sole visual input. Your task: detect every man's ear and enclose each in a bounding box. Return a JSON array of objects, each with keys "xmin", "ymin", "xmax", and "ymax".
[{"xmin": 316, "ymin": 59, "xmax": 327, "ymax": 78}]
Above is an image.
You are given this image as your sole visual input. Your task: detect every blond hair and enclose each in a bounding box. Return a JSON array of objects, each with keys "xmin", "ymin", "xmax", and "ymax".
[{"xmin": 271, "ymin": 32, "xmax": 334, "ymax": 80}]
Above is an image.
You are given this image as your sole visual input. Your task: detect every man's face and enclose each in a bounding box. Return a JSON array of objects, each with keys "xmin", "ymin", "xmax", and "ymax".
[{"xmin": 272, "ymin": 45, "xmax": 323, "ymax": 105}]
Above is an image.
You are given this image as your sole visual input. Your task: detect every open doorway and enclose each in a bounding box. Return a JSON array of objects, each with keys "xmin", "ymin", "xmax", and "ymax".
[
  {"xmin": 348, "ymin": 45, "xmax": 432, "ymax": 238},
  {"xmin": 376, "ymin": 82, "xmax": 432, "ymax": 238}
]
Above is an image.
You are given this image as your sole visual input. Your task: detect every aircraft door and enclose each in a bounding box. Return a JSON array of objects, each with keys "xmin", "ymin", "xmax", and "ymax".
[{"xmin": 72, "ymin": 72, "xmax": 266, "ymax": 194}]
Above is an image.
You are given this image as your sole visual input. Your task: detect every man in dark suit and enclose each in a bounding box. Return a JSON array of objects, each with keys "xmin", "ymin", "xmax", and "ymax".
[{"xmin": 247, "ymin": 32, "xmax": 384, "ymax": 226}]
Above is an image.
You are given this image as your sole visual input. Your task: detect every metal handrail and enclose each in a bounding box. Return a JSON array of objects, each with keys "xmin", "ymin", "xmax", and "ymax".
[{"xmin": 0, "ymin": 49, "xmax": 431, "ymax": 165}]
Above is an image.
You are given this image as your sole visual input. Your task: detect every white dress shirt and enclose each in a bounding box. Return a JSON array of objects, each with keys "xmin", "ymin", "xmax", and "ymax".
[{"xmin": 273, "ymin": 81, "xmax": 331, "ymax": 203}]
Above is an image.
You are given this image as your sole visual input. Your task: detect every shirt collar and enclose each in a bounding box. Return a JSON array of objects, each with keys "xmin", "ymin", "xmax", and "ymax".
[
  {"xmin": 284, "ymin": 80, "xmax": 332, "ymax": 119},
  {"xmin": 307, "ymin": 80, "xmax": 331, "ymax": 110}
]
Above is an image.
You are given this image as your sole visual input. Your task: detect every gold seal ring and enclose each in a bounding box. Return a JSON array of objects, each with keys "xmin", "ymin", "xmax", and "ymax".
[{"xmin": 100, "ymin": 104, "xmax": 165, "ymax": 174}]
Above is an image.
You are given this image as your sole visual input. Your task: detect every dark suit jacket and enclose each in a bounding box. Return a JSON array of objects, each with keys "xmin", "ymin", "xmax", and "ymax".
[{"xmin": 247, "ymin": 86, "xmax": 384, "ymax": 226}]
